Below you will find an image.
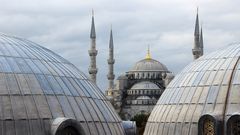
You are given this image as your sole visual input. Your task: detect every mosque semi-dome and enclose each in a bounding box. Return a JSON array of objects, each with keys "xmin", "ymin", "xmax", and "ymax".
[
  {"xmin": 0, "ymin": 33, "xmax": 125, "ymax": 135},
  {"xmin": 130, "ymin": 81, "xmax": 160, "ymax": 90},
  {"xmin": 144, "ymin": 43, "xmax": 240, "ymax": 135},
  {"xmin": 126, "ymin": 81, "xmax": 162, "ymax": 106},
  {"xmin": 127, "ymin": 81, "xmax": 163, "ymax": 97}
]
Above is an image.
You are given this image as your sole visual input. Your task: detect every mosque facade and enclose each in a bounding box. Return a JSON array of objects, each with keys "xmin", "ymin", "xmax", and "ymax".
[
  {"xmin": 87, "ymin": 11, "xmax": 176, "ymax": 120},
  {"xmin": 102, "ymin": 12, "xmax": 204, "ymax": 120},
  {"xmin": 106, "ymin": 49, "xmax": 175, "ymax": 120},
  {"xmin": 78, "ymin": 10, "xmax": 204, "ymax": 121},
  {"xmin": 86, "ymin": 10, "xmax": 210, "ymax": 135}
]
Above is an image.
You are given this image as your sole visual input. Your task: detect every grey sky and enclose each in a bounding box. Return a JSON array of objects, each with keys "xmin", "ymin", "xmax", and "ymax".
[{"xmin": 0, "ymin": 0, "xmax": 240, "ymax": 90}]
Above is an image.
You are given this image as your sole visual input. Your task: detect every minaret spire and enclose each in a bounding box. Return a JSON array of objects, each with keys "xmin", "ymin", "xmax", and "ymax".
[
  {"xmin": 107, "ymin": 27, "xmax": 115, "ymax": 92},
  {"xmin": 88, "ymin": 10, "xmax": 98, "ymax": 83},
  {"xmin": 192, "ymin": 8, "xmax": 203, "ymax": 60},
  {"xmin": 200, "ymin": 26, "xmax": 204, "ymax": 55},
  {"xmin": 194, "ymin": 8, "xmax": 200, "ymax": 40},
  {"xmin": 90, "ymin": 10, "xmax": 96, "ymax": 39}
]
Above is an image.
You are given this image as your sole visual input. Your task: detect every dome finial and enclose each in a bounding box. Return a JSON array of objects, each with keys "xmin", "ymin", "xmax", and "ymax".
[{"xmin": 145, "ymin": 45, "xmax": 151, "ymax": 59}]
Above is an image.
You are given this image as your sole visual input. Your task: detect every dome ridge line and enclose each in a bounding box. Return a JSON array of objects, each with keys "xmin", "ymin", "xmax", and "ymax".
[{"xmin": 222, "ymin": 55, "xmax": 240, "ymax": 133}]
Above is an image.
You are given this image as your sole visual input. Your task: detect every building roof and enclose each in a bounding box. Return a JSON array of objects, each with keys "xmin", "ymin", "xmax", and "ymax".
[
  {"xmin": 130, "ymin": 58, "xmax": 169, "ymax": 72},
  {"xmin": 136, "ymin": 96, "xmax": 151, "ymax": 100},
  {"xmin": 130, "ymin": 81, "xmax": 160, "ymax": 90},
  {"xmin": 0, "ymin": 33, "xmax": 125, "ymax": 135},
  {"xmin": 144, "ymin": 43, "xmax": 240, "ymax": 135}
]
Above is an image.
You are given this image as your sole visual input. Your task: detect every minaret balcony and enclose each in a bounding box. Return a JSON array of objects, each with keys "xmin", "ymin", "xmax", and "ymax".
[
  {"xmin": 108, "ymin": 59, "xmax": 115, "ymax": 64},
  {"xmin": 88, "ymin": 68, "xmax": 98, "ymax": 74},
  {"xmin": 88, "ymin": 50, "xmax": 98, "ymax": 56},
  {"xmin": 192, "ymin": 48, "xmax": 201, "ymax": 55},
  {"xmin": 107, "ymin": 74, "xmax": 115, "ymax": 79}
]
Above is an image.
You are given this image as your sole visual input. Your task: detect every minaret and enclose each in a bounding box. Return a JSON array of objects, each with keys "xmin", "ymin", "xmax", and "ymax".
[
  {"xmin": 107, "ymin": 28, "xmax": 115, "ymax": 92},
  {"xmin": 200, "ymin": 27, "xmax": 204, "ymax": 55},
  {"xmin": 88, "ymin": 10, "xmax": 98, "ymax": 83},
  {"xmin": 192, "ymin": 8, "xmax": 203, "ymax": 60}
]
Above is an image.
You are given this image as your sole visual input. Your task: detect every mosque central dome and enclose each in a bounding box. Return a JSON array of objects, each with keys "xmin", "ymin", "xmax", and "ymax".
[
  {"xmin": 0, "ymin": 33, "xmax": 125, "ymax": 135},
  {"xmin": 130, "ymin": 48, "xmax": 169, "ymax": 72},
  {"xmin": 131, "ymin": 58, "xmax": 169, "ymax": 72}
]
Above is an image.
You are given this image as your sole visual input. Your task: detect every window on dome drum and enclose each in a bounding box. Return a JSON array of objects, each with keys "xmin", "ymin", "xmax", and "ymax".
[
  {"xmin": 227, "ymin": 114, "xmax": 240, "ymax": 135},
  {"xmin": 203, "ymin": 118, "xmax": 215, "ymax": 135},
  {"xmin": 56, "ymin": 126, "xmax": 79, "ymax": 135},
  {"xmin": 231, "ymin": 119, "xmax": 240, "ymax": 135},
  {"xmin": 198, "ymin": 115, "xmax": 219, "ymax": 135}
]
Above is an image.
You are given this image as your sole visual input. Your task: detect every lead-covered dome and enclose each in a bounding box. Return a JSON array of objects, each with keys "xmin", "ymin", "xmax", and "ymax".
[
  {"xmin": 127, "ymin": 81, "xmax": 163, "ymax": 96},
  {"xmin": 131, "ymin": 81, "xmax": 160, "ymax": 90},
  {"xmin": 144, "ymin": 43, "xmax": 240, "ymax": 135},
  {"xmin": 0, "ymin": 33, "xmax": 125, "ymax": 135},
  {"xmin": 131, "ymin": 58, "xmax": 168, "ymax": 72},
  {"xmin": 127, "ymin": 58, "xmax": 170, "ymax": 80}
]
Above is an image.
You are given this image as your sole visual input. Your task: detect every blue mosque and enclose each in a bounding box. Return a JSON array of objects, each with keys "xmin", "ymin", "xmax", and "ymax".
[{"xmin": 0, "ymin": 6, "xmax": 238, "ymax": 135}]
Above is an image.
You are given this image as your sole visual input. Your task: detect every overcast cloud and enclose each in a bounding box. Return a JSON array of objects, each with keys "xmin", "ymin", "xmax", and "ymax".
[{"xmin": 0, "ymin": 0, "xmax": 240, "ymax": 90}]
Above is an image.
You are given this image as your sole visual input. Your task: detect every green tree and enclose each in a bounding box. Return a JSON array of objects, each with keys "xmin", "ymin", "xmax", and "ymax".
[{"xmin": 131, "ymin": 113, "xmax": 150, "ymax": 135}]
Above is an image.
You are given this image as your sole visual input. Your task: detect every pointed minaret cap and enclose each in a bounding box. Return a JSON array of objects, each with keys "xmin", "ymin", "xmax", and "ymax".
[
  {"xmin": 90, "ymin": 9, "xmax": 96, "ymax": 38},
  {"xmin": 194, "ymin": 7, "xmax": 200, "ymax": 36},
  {"xmin": 109, "ymin": 26, "xmax": 113, "ymax": 49},
  {"xmin": 200, "ymin": 26, "xmax": 204, "ymax": 49},
  {"xmin": 145, "ymin": 45, "xmax": 152, "ymax": 59}
]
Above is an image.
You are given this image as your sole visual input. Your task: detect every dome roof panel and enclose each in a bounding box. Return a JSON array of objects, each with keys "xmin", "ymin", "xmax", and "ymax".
[
  {"xmin": 0, "ymin": 33, "xmax": 125, "ymax": 135},
  {"xmin": 144, "ymin": 43, "xmax": 240, "ymax": 135}
]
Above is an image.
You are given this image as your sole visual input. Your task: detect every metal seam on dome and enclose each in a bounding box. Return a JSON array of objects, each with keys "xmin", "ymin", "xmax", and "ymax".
[
  {"xmin": 0, "ymin": 34, "xmax": 125, "ymax": 135},
  {"xmin": 222, "ymin": 55, "xmax": 240, "ymax": 134}
]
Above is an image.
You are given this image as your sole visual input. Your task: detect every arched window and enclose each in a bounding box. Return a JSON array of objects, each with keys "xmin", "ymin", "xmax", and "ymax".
[
  {"xmin": 203, "ymin": 118, "xmax": 214, "ymax": 135},
  {"xmin": 56, "ymin": 126, "xmax": 78, "ymax": 135},
  {"xmin": 227, "ymin": 114, "xmax": 240, "ymax": 135},
  {"xmin": 198, "ymin": 114, "xmax": 221, "ymax": 135},
  {"xmin": 51, "ymin": 117, "xmax": 85, "ymax": 135}
]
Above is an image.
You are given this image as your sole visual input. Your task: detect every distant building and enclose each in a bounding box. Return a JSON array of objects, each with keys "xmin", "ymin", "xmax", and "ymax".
[
  {"xmin": 88, "ymin": 10, "xmax": 204, "ymax": 122},
  {"xmin": 106, "ymin": 45, "xmax": 174, "ymax": 120}
]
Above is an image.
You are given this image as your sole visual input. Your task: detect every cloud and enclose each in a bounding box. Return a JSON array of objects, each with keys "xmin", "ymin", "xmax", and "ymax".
[{"xmin": 0, "ymin": 0, "xmax": 240, "ymax": 90}]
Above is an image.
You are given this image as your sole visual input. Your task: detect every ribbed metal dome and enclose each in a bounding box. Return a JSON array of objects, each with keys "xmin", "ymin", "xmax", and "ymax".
[
  {"xmin": 144, "ymin": 43, "xmax": 240, "ymax": 135},
  {"xmin": 0, "ymin": 33, "xmax": 125, "ymax": 135},
  {"xmin": 130, "ymin": 58, "xmax": 168, "ymax": 72}
]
